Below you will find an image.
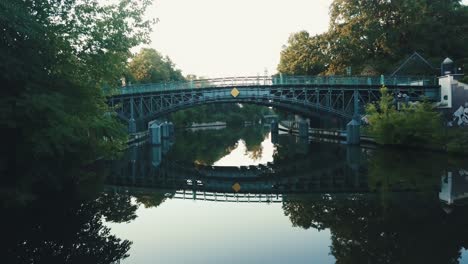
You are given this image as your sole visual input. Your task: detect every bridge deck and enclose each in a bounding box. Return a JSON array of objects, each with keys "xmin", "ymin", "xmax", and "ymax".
[{"xmin": 113, "ymin": 75, "xmax": 438, "ymax": 95}]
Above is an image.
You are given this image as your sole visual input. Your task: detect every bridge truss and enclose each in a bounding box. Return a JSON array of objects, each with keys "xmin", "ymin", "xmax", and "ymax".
[{"xmin": 108, "ymin": 75, "xmax": 439, "ymax": 133}]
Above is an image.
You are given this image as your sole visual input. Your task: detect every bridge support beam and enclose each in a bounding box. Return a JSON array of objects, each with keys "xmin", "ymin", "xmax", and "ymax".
[
  {"xmin": 149, "ymin": 122, "xmax": 162, "ymax": 145},
  {"xmin": 151, "ymin": 145, "xmax": 162, "ymax": 167},
  {"xmin": 346, "ymin": 119, "xmax": 360, "ymax": 144},
  {"xmin": 347, "ymin": 90, "xmax": 361, "ymax": 145},
  {"xmin": 162, "ymin": 121, "xmax": 171, "ymax": 139},
  {"xmin": 298, "ymin": 120, "xmax": 309, "ymax": 138},
  {"xmin": 128, "ymin": 118, "xmax": 136, "ymax": 134},
  {"xmin": 129, "ymin": 98, "xmax": 137, "ymax": 133},
  {"xmin": 270, "ymin": 120, "xmax": 279, "ymax": 134},
  {"xmin": 271, "ymin": 132, "xmax": 278, "ymax": 144},
  {"xmin": 346, "ymin": 146, "xmax": 362, "ymax": 187}
]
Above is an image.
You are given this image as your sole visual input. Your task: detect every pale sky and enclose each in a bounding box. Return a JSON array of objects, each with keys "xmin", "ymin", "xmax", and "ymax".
[
  {"xmin": 142, "ymin": 0, "xmax": 468, "ymax": 78},
  {"xmin": 144, "ymin": 0, "xmax": 333, "ymax": 78}
]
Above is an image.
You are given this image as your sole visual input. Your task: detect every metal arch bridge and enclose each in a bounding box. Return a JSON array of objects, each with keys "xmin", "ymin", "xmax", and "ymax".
[
  {"xmin": 107, "ymin": 75, "xmax": 440, "ymax": 133},
  {"xmin": 106, "ymin": 146, "xmax": 372, "ymax": 199}
]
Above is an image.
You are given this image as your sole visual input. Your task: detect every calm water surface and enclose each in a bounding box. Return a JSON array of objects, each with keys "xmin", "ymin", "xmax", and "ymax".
[{"xmin": 5, "ymin": 126, "xmax": 468, "ymax": 264}]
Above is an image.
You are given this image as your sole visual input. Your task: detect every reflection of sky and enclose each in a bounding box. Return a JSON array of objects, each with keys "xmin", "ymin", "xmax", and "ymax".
[
  {"xmin": 106, "ymin": 199, "xmax": 334, "ymax": 264},
  {"xmin": 461, "ymin": 248, "xmax": 468, "ymax": 264},
  {"xmin": 213, "ymin": 133, "xmax": 275, "ymax": 166}
]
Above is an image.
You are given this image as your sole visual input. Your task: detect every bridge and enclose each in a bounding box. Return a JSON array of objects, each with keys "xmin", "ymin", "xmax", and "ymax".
[
  {"xmin": 106, "ymin": 136, "xmax": 468, "ymax": 205},
  {"xmin": 106, "ymin": 141, "xmax": 373, "ymax": 198},
  {"xmin": 108, "ymin": 75, "xmax": 440, "ymax": 141}
]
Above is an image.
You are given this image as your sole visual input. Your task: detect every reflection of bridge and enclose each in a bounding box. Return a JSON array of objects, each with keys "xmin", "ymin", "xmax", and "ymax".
[
  {"xmin": 439, "ymin": 170, "xmax": 468, "ymax": 205},
  {"xmin": 106, "ymin": 140, "xmax": 468, "ymax": 205},
  {"xmin": 106, "ymin": 185, "xmax": 284, "ymax": 203},
  {"xmin": 108, "ymin": 75, "xmax": 439, "ymax": 133},
  {"xmin": 106, "ymin": 142, "xmax": 370, "ymax": 201}
]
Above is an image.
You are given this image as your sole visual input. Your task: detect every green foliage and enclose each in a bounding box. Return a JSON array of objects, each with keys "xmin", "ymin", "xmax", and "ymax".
[
  {"xmin": 127, "ymin": 48, "xmax": 184, "ymax": 84},
  {"xmin": 1, "ymin": 0, "xmax": 154, "ymax": 182},
  {"xmin": 3, "ymin": 186, "xmax": 135, "ymax": 264},
  {"xmin": 366, "ymin": 87, "xmax": 444, "ymax": 147},
  {"xmin": 169, "ymin": 104, "xmax": 272, "ymax": 127},
  {"xmin": 278, "ymin": 31, "xmax": 328, "ymax": 75},
  {"xmin": 278, "ymin": 0, "xmax": 468, "ymax": 75}
]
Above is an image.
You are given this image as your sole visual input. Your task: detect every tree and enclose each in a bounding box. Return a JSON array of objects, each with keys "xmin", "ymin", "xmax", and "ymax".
[
  {"xmin": 127, "ymin": 48, "xmax": 184, "ymax": 84},
  {"xmin": 278, "ymin": 31, "xmax": 328, "ymax": 75},
  {"xmin": 365, "ymin": 87, "xmax": 444, "ymax": 147},
  {"xmin": 278, "ymin": 0, "xmax": 468, "ymax": 75},
  {"xmin": 1, "ymin": 0, "xmax": 154, "ymax": 183},
  {"xmin": 327, "ymin": 0, "xmax": 468, "ymax": 74}
]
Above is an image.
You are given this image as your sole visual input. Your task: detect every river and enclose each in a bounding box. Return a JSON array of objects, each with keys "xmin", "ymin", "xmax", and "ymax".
[{"xmin": 4, "ymin": 126, "xmax": 468, "ymax": 264}]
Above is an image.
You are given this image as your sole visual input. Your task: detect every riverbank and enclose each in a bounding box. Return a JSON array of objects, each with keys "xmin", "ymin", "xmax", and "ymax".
[{"xmin": 278, "ymin": 123, "xmax": 468, "ymax": 155}]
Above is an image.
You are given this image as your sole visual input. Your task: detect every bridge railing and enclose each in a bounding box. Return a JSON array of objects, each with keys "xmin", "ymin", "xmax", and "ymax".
[
  {"xmin": 272, "ymin": 75, "xmax": 437, "ymax": 86},
  {"xmin": 173, "ymin": 190, "xmax": 283, "ymax": 203},
  {"xmin": 118, "ymin": 75, "xmax": 437, "ymax": 95}
]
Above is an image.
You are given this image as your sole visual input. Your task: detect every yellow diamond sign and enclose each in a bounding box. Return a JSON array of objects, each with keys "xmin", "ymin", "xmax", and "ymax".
[
  {"xmin": 232, "ymin": 182, "xmax": 241, "ymax": 192},
  {"xmin": 231, "ymin": 88, "xmax": 240, "ymax": 97}
]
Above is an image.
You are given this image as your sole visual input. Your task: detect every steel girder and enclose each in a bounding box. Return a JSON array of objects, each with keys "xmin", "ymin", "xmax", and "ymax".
[{"xmin": 108, "ymin": 84, "xmax": 439, "ymax": 133}]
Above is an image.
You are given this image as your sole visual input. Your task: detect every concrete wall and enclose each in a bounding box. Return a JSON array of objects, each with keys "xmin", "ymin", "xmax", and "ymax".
[{"xmin": 438, "ymin": 75, "xmax": 468, "ymax": 127}]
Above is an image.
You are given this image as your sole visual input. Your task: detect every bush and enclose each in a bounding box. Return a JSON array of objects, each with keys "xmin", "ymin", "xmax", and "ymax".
[{"xmin": 366, "ymin": 87, "xmax": 444, "ymax": 147}]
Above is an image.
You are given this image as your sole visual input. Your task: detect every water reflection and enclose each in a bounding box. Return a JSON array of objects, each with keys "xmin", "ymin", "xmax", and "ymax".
[
  {"xmin": 104, "ymin": 127, "xmax": 468, "ymax": 263},
  {"xmin": 440, "ymin": 169, "xmax": 468, "ymax": 205},
  {"xmin": 2, "ymin": 184, "xmax": 135, "ymax": 264},
  {"xmin": 3, "ymin": 127, "xmax": 468, "ymax": 264}
]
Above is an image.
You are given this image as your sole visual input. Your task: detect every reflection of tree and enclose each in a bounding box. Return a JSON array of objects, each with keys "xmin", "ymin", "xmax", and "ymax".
[
  {"xmin": 2, "ymin": 186, "xmax": 136, "ymax": 264},
  {"xmin": 367, "ymin": 148, "xmax": 468, "ymax": 193},
  {"xmin": 283, "ymin": 148, "xmax": 468, "ymax": 264},
  {"xmin": 165, "ymin": 126, "xmax": 268, "ymax": 165},
  {"xmin": 282, "ymin": 146, "xmax": 468, "ymax": 263},
  {"xmin": 246, "ymin": 143, "xmax": 263, "ymax": 160},
  {"xmin": 131, "ymin": 189, "xmax": 168, "ymax": 209},
  {"xmin": 273, "ymin": 136, "xmax": 346, "ymax": 167},
  {"xmin": 284, "ymin": 193, "xmax": 468, "ymax": 264},
  {"xmin": 242, "ymin": 128, "xmax": 268, "ymax": 160},
  {"xmin": 97, "ymin": 191, "xmax": 138, "ymax": 223},
  {"xmin": 135, "ymin": 193, "xmax": 167, "ymax": 208}
]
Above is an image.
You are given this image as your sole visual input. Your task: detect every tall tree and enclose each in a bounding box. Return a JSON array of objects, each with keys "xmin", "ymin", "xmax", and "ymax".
[
  {"xmin": 278, "ymin": 31, "xmax": 329, "ymax": 75},
  {"xmin": 278, "ymin": 0, "xmax": 468, "ymax": 75},
  {"xmin": 127, "ymin": 48, "xmax": 184, "ymax": 84},
  {"xmin": 1, "ymin": 0, "xmax": 154, "ymax": 184}
]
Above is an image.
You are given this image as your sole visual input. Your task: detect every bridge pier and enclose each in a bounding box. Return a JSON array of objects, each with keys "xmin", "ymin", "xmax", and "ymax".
[
  {"xmin": 298, "ymin": 120, "xmax": 309, "ymax": 138},
  {"xmin": 270, "ymin": 120, "xmax": 279, "ymax": 134},
  {"xmin": 149, "ymin": 122, "xmax": 162, "ymax": 145},
  {"xmin": 271, "ymin": 131, "xmax": 278, "ymax": 144},
  {"xmin": 346, "ymin": 90, "xmax": 361, "ymax": 145},
  {"xmin": 128, "ymin": 118, "xmax": 137, "ymax": 134},
  {"xmin": 129, "ymin": 97, "xmax": 137, "ymax": 133},
  {"xmin": 162, "ymin": 121, "xmax": 170, "ymax": 139},
  {"xmin": 346, "ymin": 146, "xmax": 362, "ymax": 187},
  {"xmin": 149, "ymin": 121, "xmax": 174, "ymax": 145},
  {"xmin": 346, "ymin": 119, "xmax": 360, "ymax": 145},
  {"xmin": 151, "ymin": 145, "xmax": 162, "ymax": 167}
]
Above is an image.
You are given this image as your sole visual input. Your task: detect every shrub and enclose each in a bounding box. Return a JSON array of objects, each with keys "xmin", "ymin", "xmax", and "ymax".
[{"xmin": 366, "ymin": 86, "xmax": 444, "ymax": 147}]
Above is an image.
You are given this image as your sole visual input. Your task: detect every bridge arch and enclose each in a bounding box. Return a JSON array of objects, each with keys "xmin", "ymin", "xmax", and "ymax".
[
  {"xmin": 108, "ymin": 75, "xmax": 439, "ymax": 133},
  {"xmin": 140, "ymin": 97, "xmax": 353, "ymax": 131}
]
